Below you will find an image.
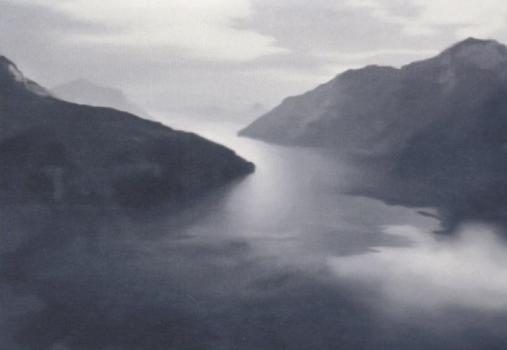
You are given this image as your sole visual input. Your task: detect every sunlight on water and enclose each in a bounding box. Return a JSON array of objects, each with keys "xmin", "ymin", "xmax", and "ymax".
[
  {"xmin": 3, "ymin": 113, "xmax": 507, "ymax": 349},
  {"xmin": 151, "ymin": 112, "xmax": 439, "ymax": 262}
]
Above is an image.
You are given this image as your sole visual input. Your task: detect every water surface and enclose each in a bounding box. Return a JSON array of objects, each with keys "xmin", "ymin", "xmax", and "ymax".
[{"xmin": 2, "ymin": 115, "xmax": 507, "ymax": 349}]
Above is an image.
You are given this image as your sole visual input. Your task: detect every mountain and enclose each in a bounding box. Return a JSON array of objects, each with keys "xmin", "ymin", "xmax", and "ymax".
[
  {"xmin": 174, "ymin": 103, "xmax": 267, "ymax": 122},
  {"xmin": 0, "ymin": 56, "xmax": 254, "ymax": 206},
  {"xmin": 241, "ymin": 38, "xmax": 507, "ymax": 227},
  {"xmin": 52, "ymin": 79, "xmax": 148, "ymax": 117},
  {"xmin": 240, "ymin": 38, "xmax": 507, "ymax": 152}
]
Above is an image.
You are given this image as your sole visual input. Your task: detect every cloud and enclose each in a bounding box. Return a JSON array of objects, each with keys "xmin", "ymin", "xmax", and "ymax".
[
  {"xmin": 329, "ymin": 224, "xmax": 507, "ymax": 312},
  {"xmin": 346, "ymin": 0, "xmax": 507, "ymax": 38},
  {"xmin": 318, "ymin": 48, "xmax": 438, "ymax": 61},
  {"xmin": 3, "ymin": 0, "xmax": 507, "ymax": 118},
  {"xmin": 12, "ymin": 0, "xmax": 285, "ymax": 61}
]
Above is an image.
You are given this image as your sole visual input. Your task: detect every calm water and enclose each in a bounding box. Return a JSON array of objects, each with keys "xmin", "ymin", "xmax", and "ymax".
[{"xmin": 3, "ymin": 115, "xmax": 507, "ymax": 349}]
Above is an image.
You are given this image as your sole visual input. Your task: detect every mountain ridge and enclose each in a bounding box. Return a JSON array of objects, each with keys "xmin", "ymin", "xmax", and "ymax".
[
  {"xmin": 0, "ymin": 55, "xmax": 254, "ymax": 207},
  {"xmin": 240, "ymin": 37, "xmax": 507, "ymax": 153},
  {"xmin": 240, "ymin": 37, "xmax": 507, "ymax": 228},
  {"xmin": 52, "ymin": 79, "xmax": 149, "ymax": 117}
]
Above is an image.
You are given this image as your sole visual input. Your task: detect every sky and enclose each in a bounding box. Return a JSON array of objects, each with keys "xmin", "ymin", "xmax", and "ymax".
[{"xmin": 2, "ymin": 0, "xmax": 507, "ymax": 119}]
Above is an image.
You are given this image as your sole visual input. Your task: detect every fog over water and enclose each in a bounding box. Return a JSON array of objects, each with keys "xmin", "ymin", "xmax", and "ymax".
[{"xmin": 3, "ymin": 115, "xmax": 507, "ymax": 349}]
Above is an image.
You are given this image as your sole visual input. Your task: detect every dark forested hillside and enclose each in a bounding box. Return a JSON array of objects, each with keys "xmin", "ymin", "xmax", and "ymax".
[{"xmin": 0, "ymin": 56, "xmax": 254, "ymax": 206}]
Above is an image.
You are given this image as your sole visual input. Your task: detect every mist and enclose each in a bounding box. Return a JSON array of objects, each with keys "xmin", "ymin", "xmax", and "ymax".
[
  {"xmin": 4, "ymin": 1, "xmax": 507, "ymax": 349},
  {"xmin": 2, "ymin": 120, "xmax": 507, "ymax": 349},
  {"xmin": 331, "ymin": 223, "xmax": 507, "ymax": 313},
  {"xmin": 2, "ymin": 0, "xmax": 503, "ymax": 121}
]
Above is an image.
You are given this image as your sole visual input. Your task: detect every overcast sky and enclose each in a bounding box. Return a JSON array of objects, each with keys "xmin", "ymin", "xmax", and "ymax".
[{"xmin": 2, "ymin": 0, "xmax": 507, "ymax": 118}]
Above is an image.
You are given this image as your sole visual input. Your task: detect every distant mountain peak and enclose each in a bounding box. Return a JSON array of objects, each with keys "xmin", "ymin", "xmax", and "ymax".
[
  {"xmin": 448, "ymin": 37, "xmax": 501, "ymax": 50},
  {"xmin": 55, "ymin": 79, "xmax": 123, "ymax": 97},
  {"xmin": 240, "ymin": 37, "xmax": 507, "ymax": 150},
  {"xmin": 438, "ymin": 37, "xmax": 507, "ymax": 69},
  {"xmin": 62, "ymin": 79, "xmax": 116, "ymax": 91},
  {"xmin": 0, "ymin": 55, "xmax": 254, "ymax": 206},
  {"xmin": 52, "ymin": 79, "xmax": 148, "ymax": 117}
]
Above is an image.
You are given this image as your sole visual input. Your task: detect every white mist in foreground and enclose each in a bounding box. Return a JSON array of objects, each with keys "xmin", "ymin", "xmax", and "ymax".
[{"xmin": 329, "ymin": 224, "xmax": 507, "ymax": 312}]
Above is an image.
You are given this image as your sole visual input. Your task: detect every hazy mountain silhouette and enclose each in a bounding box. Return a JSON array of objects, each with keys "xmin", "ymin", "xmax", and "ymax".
[
  {"xmin": 0, "ymin": 55, "xmax": 254, "ymax": 207},
  {"xmin": 241, "ymin": 38, "xmax": 507, "ymax": 228},
  {"xmin": 241, "ymin": 38, "xmax": 507, "ymax": 150},
  {"xmin": 174, "ymin": 102, "xmax": 267, "ymax": 123},
  {"xmin": 52, "ymin": 79, "xmax": 148, "ymax": 117}
]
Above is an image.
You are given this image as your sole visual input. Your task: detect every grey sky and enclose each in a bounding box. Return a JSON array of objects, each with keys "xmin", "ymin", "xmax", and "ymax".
[{"xmin": 1, "ymin": 0, "xmax": 506, "ymax": 118}]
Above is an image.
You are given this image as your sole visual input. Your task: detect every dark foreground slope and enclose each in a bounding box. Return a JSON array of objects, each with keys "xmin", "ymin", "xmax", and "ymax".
[
  {"xmin": 241, "ymin": 38, "xmax": 507, "ymax": 227},
  {"xmin": 0, "ymin": 56, "xmax": 254, "ymax": 207}
]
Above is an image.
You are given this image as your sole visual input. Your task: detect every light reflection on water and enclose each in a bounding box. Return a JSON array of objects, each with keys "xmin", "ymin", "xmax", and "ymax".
[
  {"xmin": 4, "ymin": 114, "xmax": 507, "ymax": 349},
  {"xmin": 152, "ymin": 113, "xmax": 437, "ymax": 263}
]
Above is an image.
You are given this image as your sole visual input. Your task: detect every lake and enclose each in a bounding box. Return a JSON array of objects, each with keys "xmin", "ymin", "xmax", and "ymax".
[{"xmin": 2, "ymin": 115, "xmax": 507, "ymax": 349}]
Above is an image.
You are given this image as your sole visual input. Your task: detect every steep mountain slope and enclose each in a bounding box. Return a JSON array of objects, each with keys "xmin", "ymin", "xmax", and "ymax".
[
  {"xmin": 52, "ymin": 79, "xmax": 148, "ymax": 117},
  {"xmin": 240, "ymin": 38, "xmax": 507, "ymax": 154},
  {"xmin": 241, "ymin": 38, "xmax": 507, "ymax": 227},
  {"xmin": 0, "ymin": 56, "xmax": 254, "ymax": 206}
]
